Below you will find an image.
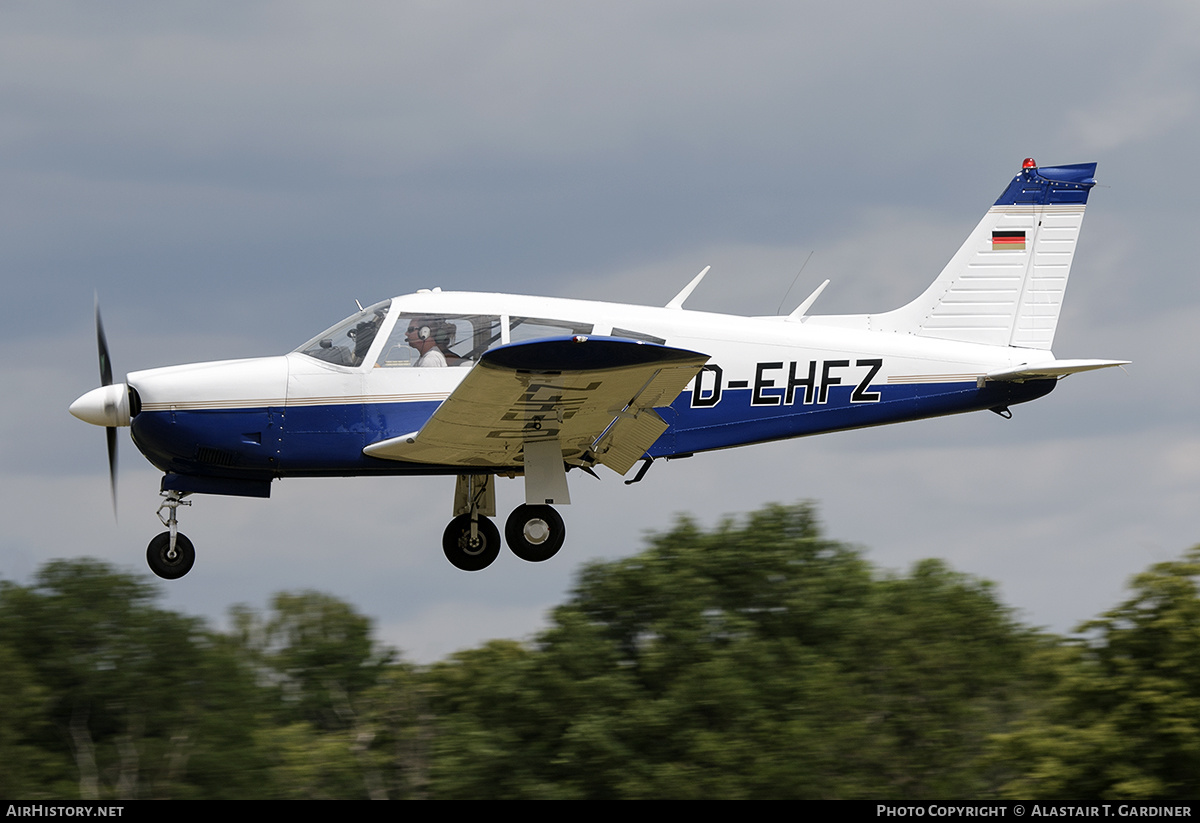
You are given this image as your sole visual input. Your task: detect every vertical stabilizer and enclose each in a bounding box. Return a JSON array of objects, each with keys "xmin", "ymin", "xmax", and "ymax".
[{"xmin": 872, "ymin": 160, "xmax": 1097, "ymax": 349}]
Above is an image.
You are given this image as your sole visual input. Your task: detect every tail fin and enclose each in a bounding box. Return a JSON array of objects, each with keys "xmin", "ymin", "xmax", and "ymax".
[{"xmin": 872, "ymin": 159, "xmax": 1097, "ymax": 350}]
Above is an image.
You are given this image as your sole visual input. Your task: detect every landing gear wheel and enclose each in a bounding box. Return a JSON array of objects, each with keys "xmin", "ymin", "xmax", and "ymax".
[
  {"xmin": 505, "ymin": 504, "xmax": 565, "ymax": 563},
  {"xmin": 146, "ymin": 531, "xmax": 196, "ymax": 580},
  {"xmin": 443, "ymin": 514, "xmax": 502, "ymax": 571}
]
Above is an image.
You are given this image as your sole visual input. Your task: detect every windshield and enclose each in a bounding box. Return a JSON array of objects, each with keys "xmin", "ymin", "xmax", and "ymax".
[{"xmin": 295, "ymin": 299, "xmax": 391, "ymax": 366}]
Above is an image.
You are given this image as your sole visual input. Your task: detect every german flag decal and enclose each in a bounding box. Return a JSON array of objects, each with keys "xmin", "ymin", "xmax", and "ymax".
[{"xmin": 992, "ymin": 230, "xmax": 1026, "ymax": 251}]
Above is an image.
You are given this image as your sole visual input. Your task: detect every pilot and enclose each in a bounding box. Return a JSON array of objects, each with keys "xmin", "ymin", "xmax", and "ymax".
[{"xmin": 405, "ymin": 318, "xmax": 453, "ymax": 367}]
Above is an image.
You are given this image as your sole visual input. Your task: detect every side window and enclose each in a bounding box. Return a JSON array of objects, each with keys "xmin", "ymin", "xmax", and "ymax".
[
  {"xmin": 508, "ymin": 316, "xmax": 594, "ymax": 344},
  {"xmin": 611, "ymin": 327, "xmax": 666, "ymax": 345},
  {"xmin": 376, "ymin": 314, "xmax": 502, "ymax": 368}
]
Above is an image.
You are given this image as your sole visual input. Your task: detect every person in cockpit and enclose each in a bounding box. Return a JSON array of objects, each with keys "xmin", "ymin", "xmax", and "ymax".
[{"xmin": 405, "ymin": 318, "xmax": 454, "ymax": 367}]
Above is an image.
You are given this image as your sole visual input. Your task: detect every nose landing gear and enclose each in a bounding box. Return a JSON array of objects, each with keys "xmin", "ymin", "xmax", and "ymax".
[{"xmin": 146, "ymin": 491, "xmax": 195, "ymax": 580}]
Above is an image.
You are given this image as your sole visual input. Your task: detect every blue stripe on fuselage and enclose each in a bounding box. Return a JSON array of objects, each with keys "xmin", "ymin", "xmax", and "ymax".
[
  {"xmin": 129, "ymin": 380, "xmax": 1054, "ymax": 484},
  {"xmin": 651, "ymin": 378, "xmax": 1055, "ymax": 456}
]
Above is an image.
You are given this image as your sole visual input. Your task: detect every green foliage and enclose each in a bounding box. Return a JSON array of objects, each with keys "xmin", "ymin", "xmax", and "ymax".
[
  {"xmin": 11, "ymin": 506, "xmax": 1200, "ymax": 799},
  {"xmin": 425, "ymin": 503, "xmax": 1039, "ymax": 798},
  {"xmin": 231, "ymin": 590, "xmax": 392, "ymax": 731},
  {"xmin": 226, "ymin": 590, "xmax": 405, "ymax": 798},
  {"xmin": 992, "ymin": 546, "xmax": 1200, "ymax": 799},
  {"xmin": 0, "ymin": 565, "xmax": 409, "ymax": 799},
  {"xmin": 0, "ymin": 559, "xmax": 269, "ymax": 799},
  {"xmin": 0, "ymin": 639, "xmax": 61, "ymax": 797}
]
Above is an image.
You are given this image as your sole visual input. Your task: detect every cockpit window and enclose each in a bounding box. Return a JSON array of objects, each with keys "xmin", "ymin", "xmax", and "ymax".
[
  {"xmin": 296, "ymin": 300, "xmax": 391, "ymax": 366},
  {"xmin": 375, "ymin": 314, "xmax": 503, "ymax": 368}
]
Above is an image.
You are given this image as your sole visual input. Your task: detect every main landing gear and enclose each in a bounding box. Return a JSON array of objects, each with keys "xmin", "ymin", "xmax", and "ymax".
[
  {"xmin": 443, "ymin": 475, "xmax": 567, "ymax": 572},
  {"xmin": 442, "ymin": 514, "xmax": 502, "ymax": 572},
  {"xmin": 146, "ymin": 490, "xmax": 195, "ymax": 580},
  {"xmin": 505, "ymin": 504, "xmax": 566, "ymax": 563}
]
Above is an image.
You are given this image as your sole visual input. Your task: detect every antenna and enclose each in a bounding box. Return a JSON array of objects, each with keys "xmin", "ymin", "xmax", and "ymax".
[
  {"xmin": 786, "ymin": 279, "xmax": 829, "ymax": 323},
  {"xmin": 776, "ymin": 251, "xmax": 814, "ymax": 315},
  {"xmin": 666, "ymin": 266, "xmax": 711, "ymax": 310}
]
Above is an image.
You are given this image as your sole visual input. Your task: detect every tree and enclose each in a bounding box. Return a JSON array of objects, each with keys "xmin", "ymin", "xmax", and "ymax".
[
  {"xmin": 0, "ymin": 559, "xmax": 271, "ymax": 799},
  {"xmin": 992, "ymin": 546, "xmax": 1200, "ymax": 799},
  {"xmin": 426, "ymin": 502, "xmax": 1039, "ymax": 798},
  {"xmin": 228, "ymin": 590, "xmax": 399, "ymax": 798},
  {"xmin": 0, "ymin": 639, "xmax": 61, "ymax": 797}
]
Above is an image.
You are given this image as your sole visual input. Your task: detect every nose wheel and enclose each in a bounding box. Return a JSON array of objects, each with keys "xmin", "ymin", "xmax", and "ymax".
[
  {"xmin": 147, "ymin": 531, "xmax": 196, "ymax": 580},
  {"xmin": 146, "ymin": 490, "xmax": 195, "ymax": 580}
]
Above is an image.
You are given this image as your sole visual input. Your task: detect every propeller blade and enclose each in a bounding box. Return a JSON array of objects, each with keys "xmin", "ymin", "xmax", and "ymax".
[
  {"xmin": 96, "ymin": 295, "xmax": 113, "ymax": 387},
  {"xmin": 106, "ymin": 424, "xmax": 118, "ymax": 517},
  {"xmin": 95, "ymin": 294, "xmax": 117, "ymax": 517}
]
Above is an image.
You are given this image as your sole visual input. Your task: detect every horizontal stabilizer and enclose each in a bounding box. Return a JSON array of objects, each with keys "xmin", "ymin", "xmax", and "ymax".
[{"xmin": 984, "ymin": 359, "xmax": 1130, "ymax": 382}]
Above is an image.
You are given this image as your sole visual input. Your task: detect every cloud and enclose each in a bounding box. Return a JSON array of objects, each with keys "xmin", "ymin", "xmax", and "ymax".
[{"xmin": 4, "ymin": 2, "xmax": 1199, "ymax": 662}]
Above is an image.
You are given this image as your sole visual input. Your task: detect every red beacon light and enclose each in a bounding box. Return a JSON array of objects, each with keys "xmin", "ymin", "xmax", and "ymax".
[{"xmin": 1022, "ymin": 157, "xmax": 1037, "ymax": 169}]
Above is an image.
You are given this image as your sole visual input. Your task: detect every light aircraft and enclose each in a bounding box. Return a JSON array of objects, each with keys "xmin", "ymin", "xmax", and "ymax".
[{"xmin": 71, "ymin": 159, "xmax": 1127, "ymax": 578}]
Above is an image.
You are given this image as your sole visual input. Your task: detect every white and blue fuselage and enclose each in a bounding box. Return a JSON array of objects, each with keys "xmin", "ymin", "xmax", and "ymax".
[
  {"xmin": 70, "ymin": 160, "xmax": 1126, "ymax": 575},
  {"xmin": 125, "ymin": 292, "xmax": 1059, "ymax": 499}
]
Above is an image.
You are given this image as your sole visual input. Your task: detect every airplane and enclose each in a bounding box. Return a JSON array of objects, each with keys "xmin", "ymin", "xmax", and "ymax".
[{"xmin": 70, "ymin": 158, "xmax": 1128, "ymax": 579}]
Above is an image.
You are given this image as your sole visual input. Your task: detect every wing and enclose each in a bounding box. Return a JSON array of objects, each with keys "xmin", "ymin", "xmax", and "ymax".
[{"xmin": 363, "ymin": 336, "xmax": 709, "ymax": 474}]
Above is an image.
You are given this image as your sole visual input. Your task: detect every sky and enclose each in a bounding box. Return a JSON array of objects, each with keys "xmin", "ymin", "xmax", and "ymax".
[{"xmin": 3, "ymin": 1, "xmax": 1199, "ymax": 662}]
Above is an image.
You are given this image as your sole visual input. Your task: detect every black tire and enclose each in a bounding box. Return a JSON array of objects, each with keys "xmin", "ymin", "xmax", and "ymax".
[
  {"xmin": 442, "ymin": 515, "xmax": 501, "ymax": 571},
  {"xmin": 146, "ymin": 531, "xmax": 196, "ymax": 580},
  {"xmin": 505, "ymin": 504, "xmax": 565, "ymax": 563}
]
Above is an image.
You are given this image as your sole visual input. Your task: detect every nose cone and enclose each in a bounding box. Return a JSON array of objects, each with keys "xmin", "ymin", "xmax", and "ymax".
[{"xmin": 70, "ymin": 383, "xmax": 131, "ymax": 427}]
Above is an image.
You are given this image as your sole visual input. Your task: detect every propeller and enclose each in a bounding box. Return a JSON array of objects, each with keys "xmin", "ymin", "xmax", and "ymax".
[
  {"xmin": 71, "ymin": 295, "xmax": 135, "ymax": 517},
  {"xmin": 95, "ymin": 296, "xmax": 118, "ymax": 516}
]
